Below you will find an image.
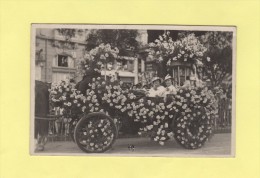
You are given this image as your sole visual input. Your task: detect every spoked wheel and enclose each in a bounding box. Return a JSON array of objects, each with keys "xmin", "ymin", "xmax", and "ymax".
[
  {"xmin": 173, "ymin": 107, "xmax": 213, "ymax": 149},
  {"xmin": 74, "ymin": 112, "xmax": 118, "ymax": 153}
]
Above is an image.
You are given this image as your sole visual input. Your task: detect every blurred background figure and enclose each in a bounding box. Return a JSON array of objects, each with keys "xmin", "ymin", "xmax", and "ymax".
[{"xmin": 182, "ymin": 76, "xmax": 191, "ymax": 88}]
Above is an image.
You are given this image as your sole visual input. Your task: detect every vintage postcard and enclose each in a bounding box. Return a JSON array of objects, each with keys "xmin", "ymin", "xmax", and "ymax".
[{"xmin": 31, "ymin": 24, "xmax": 236, "ymax": 156}]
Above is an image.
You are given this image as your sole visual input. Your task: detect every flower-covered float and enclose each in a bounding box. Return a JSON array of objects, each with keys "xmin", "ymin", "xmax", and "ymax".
[{"xmin": 49, "ymin": 42, "xmax": 218, "ymax": 153}]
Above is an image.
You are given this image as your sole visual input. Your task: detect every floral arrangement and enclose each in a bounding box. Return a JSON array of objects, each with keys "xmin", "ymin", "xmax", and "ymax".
[
  {"xmin": 147, "ymin": 31, "xmax": 175, "ymax": 63},
  {"xmin": 49, "ymin": 76, "xmax": 217, "ymax": 148},
  {"xmin": 78, "ymin": 43, "xmax": 119, "ymax": 76},
  {"xmin": 147, "ymin": 32, "xmax": 208, "ymax": 78},
  {"xmin": 49, "ymin": 81, "xmax": 85, "ymax": 119},
  {"xmin": 169, "ymin": 87, "xmax": 217, "ymax": 148},
  {"xmin": 169, "ymin": 33, "xmax": 207, "ymax": 64}
]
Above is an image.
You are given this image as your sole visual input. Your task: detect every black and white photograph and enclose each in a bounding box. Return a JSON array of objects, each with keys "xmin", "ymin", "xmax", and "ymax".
[{"xmin": 31, "ymin": 24, "xmax": 236, "ymax": 156}]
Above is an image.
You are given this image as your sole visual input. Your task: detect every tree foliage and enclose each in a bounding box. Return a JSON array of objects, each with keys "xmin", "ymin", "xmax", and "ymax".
[
  {"xmin": 86, "ymin": 29, "xmax": 140, "ymax": 55},
  {"xmin": 199, "ymin": 32, "xmax": 233, "ymax": 87}
]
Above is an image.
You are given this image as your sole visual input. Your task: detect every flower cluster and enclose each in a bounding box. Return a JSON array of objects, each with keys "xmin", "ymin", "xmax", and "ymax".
[
  {"xmin": 168, "ymin": 87, "xmax": 217, "ymax": 148},
  {"xmin": 77, "ymin": 118, "xmax": 116, "ymax": 152},
  {"xmin": 78, "ymin": 43, "xmax": 119, "ymax": 76},
  {"xmin": 169, "ymin": 33, "xmax": 207, "ymax": 64},
  {"xmin": 147, "ymin": 32, "xmax": 207, "ymax": 68},
  {"xmin": 147, "ymin": 31, "xmax": 175, "ymax": 63},
  {"xmin": 49, "ymin": 81, "xmax": 85, "ymax": 119}
]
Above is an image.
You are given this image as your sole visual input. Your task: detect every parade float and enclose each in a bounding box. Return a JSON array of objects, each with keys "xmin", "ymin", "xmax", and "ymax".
[{"xmin": 48, "ymin": 34, "xmax": 218, "ymax": 153}]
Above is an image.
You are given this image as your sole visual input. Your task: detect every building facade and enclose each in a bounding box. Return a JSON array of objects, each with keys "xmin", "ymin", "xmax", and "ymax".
[{"xmin": 34, "ymin": 29, "xmax": 147, "ymax": 84}]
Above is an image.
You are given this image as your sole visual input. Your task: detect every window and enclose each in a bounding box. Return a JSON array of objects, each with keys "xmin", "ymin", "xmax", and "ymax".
[
  {"xmin": 53, "ymin": 55, "xmax": 74, "ymax": 68},
  {"xmin": 57, "ymin": 55, "xmax": 68, "ymax": 67}
]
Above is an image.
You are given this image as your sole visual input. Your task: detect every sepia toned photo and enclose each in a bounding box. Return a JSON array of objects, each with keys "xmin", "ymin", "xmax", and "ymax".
[{"xmin": 31, "ymin": 24, "xmax": 236, "ymax": 156}]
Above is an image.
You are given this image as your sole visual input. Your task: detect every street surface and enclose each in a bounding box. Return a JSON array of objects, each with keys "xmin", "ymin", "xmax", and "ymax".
[{"xmin": 35, "ymin": 133, "xmax": 232, "ymax": 157}]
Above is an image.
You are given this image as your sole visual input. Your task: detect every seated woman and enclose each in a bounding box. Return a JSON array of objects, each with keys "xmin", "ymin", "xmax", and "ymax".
[
  {"xmin": 147, "ymin": 77, "xmax": 165, "ymax": 97},
  {"xmin": 163, "ymin": 74, "xmax": 177, "ymax": 96}
]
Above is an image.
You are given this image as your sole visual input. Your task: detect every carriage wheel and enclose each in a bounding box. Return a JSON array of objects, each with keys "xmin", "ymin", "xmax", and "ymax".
[
  {"xmin": 74, "ymin": 112, "xmax": 117, "ymax": 153},
  {"xmin": 173, "ymin": 107, "xmax": 213, "ymax": 149}
]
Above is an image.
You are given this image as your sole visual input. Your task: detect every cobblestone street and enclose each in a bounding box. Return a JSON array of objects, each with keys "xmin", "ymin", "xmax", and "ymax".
[{"xmin": 35, "ymin": 133, "xmax": 232, "ymax": 156}]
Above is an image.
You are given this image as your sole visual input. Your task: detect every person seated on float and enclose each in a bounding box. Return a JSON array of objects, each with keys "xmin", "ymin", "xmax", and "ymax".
[
  {"xmin": 163, "ymin": 74, "xmax": 177, "ymax": 96},
  {"xmin": 147, "ymin": 77, "xmax": 165, "ymax": 97},
  {"xmin": 142, "ymin": 84, "xmax": 150, "ymax": 91},
  {"xmin": 135, "ymin": 83, "xmax": 142, "ymax": 90}
]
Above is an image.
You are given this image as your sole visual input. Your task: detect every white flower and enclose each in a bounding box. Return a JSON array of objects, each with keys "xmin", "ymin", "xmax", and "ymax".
[
  {"xmin": 182, "ymin": 104, "xmax": 187, "ymax": 109},
  {"xmin": 160, "ymin": 137, "xmax": 166, "ymax": 141},
  {"xmin": 82, "ymin": 106, "xmax": 86, "ymax": 112},
  {"xmin": 146, "ymin": 125, "xmax": 153, "ymax": 130},
  {"xmin": 166, "ymin": 59, "xmax": 171, "ymax": 66},
  {"xmin": 167, "ymin": 132, "xmax": 174, "ymax": 138},
  {"xmin": 159, "ymin": 141, "xmax": 165, "ymax": 146}
]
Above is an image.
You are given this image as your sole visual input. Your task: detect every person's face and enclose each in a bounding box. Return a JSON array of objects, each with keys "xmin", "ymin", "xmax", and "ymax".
[
  {"xmin": 153, "ymin": 80, "xmax": 160, "ymax": 88},
  {"xmin": 165, "ymin": 79, "xmax": 172, "ymax": 87}
]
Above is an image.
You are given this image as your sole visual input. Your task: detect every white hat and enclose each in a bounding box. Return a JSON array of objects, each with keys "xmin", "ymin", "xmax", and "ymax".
[
  {"xmin": 151, "ymin": 77, "xmax": 162, "ymax": 84},
  {"xmin": 164, "ymin": 74, "xmax": 173, "ymax": 81}
]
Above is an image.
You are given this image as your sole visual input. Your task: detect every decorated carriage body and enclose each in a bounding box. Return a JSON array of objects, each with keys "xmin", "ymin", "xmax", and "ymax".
[{"xmin": 49, "ymin": 76, "xmax": 217, "ymax": 153}]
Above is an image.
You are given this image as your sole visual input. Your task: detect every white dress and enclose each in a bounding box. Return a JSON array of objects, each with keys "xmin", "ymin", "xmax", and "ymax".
[
  {"xmin": 163, "ymin": 85, "xmax": 177, "ymax": 97},
  {"xmin": 148, "ymin": 86, "xmax": 166, "ymax": 97}
]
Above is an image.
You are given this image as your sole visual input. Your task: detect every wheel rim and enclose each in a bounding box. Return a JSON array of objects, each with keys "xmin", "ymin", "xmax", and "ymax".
[
  {"xmin": 173, "ymin": 107, "xmax": 213, "ymax": 149},
  {"xmin": 74, "ymin": 115, "xmax": 117, "ymax": 153}
]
